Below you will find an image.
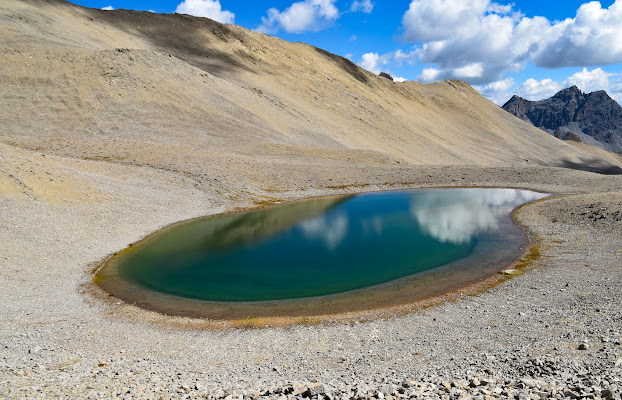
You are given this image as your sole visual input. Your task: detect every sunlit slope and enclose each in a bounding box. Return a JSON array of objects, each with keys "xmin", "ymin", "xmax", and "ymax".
[{"xmin": 2, "ymin": 0, "xmax": 618, "ymax": 174}]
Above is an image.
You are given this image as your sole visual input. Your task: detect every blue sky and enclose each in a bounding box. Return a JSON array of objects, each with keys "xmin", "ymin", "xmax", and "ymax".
[{"xmin": 74, "ymin": 0, "xmax": 622, "ymax": 104}]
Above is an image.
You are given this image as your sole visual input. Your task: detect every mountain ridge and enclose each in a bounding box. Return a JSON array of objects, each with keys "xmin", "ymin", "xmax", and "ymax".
[
  {"xmin": 502, "ymin": 86, "xmax": 622, "ymax": 153},
  {"xmin": 2, "ymin": 0, "xmax": 621, "ymax": 182}
]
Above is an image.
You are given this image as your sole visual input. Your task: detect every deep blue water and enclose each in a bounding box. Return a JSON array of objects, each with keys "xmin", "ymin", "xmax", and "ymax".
[{"xmin": 109, "ymin": 188, "xmax": 547, "ymax": 302}]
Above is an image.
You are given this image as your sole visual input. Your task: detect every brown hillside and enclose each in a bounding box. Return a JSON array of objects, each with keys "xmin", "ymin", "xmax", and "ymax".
[{"xmin": 1, "ymin": 0, "xmax": 620, "ymax": 201}]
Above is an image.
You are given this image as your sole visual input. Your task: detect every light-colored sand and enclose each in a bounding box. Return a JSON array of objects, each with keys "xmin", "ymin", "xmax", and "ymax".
[{"xmin": 1, "ymin": 1, "xmax": 621, "ymax": 398}]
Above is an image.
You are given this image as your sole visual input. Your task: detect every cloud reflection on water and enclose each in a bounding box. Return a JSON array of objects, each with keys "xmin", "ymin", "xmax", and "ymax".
[
  {"xmin": 298, "ymin": 213, "xmax": 349, "ymax": 249},
  {"xmin": 410, "ymin": 189, "xmax": 546, "ymax": 244},
  {"xmin": 296, "ymin": 189, "xmax": 546, "ymax": 250}
]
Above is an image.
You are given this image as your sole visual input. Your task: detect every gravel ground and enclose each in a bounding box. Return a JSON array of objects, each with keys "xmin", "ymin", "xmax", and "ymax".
[
  {"xmin": 2, "ymin": 2, "xmax": 621, "ymax": 398},
  {"xmin": 0, "ymin": 152, "xmax": 621, "ymax": 399}
]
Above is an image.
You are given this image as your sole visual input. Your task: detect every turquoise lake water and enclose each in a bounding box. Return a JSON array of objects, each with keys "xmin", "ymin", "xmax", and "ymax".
[{"xmin": 106, "ymin": 188, "xmax": 547, "ymax": 303}]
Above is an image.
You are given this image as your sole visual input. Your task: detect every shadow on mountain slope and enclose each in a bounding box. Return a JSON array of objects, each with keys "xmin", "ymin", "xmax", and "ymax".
[
  {"xmin": 556, "ymin": 158, "xmax": 622, "ymax": 175},
  {"xmin": 313, "ymin": 48, "xmax": 370, "ymax": 85},
  {"xmin": 83, "ymin": 7, "xmax": 254, "ymax": 78}
]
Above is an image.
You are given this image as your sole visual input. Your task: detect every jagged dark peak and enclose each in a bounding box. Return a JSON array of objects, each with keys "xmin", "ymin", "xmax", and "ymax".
[
  {"xmin": 501, "ymin": 94, "xmax": 531, "ymax": 110},
  {"xmin": 552, "ymin": 85, "xmax": 584, "ymax": 102},
  {"xmin": 561, "ymin": 85, "xmax": 582, "ymax": 94},
  {"xmin": 508, "ymin": 94, "xmax": 528, "ymax": 102},
  {"xmin": 568, "ymin": 85, "xmax": 581, "ymax": 92},
  {"xmin": 502, "ymin": 85, "xmax": 622, "ymax": 153},
  {"xmin": 586, "ymin": 90, "xmax": 611, "ymax": 100},
  {"xmin": 501, "ymin": 95, "xmax": 532, "ymax": 121}
]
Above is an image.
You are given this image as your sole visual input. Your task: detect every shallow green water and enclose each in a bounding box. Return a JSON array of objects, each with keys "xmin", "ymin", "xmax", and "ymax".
[{"xmin": 106, "ymin": 188, "xmax": 547, "ymax": 303}]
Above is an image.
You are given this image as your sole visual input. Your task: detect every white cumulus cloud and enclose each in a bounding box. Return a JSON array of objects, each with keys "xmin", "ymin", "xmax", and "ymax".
[
  {"xmin": 358, "ymin": 52, "xmax": 401, "ymax": 76},
  {"xmin": 398, "ymin": 0, "xmax": 622, "ymax": 85},
  {"xmin": 351, "ymin": 0, "xmax": 374, "ymax": 13},
  {"xmin": 402, "ymin": 0, "xmax": 495, "ymax": 42},
  {"xmin": 453, "ymin": 63, "xmax": 484, "ymax": 80},
  {"xmin": 101, "ymin": 5, "xmax": 115, "ymax": 10},
  {"xmin": 419, "ymin": 68, "xmax": 441, "ymax": 82},
  {"xmin": 517, "ymin": 78, "xmax": 564, "ymax": 101},
  {"xmin": 566, "ymin": 67, "xmax": 616, "ymax": 93},
  {"xmin": 566, "ymin": 68, "xmax": 622, "ymax": 105},
  {"xmin": 475, "ymin": 78, "xmax": 516, "ymax": 105},
  {"xmin": 359, "ymin": 52, "xmax": 381, "ymax": 73},
  {"xmin": 358, "ymin": 49, "xmax": 418, "ymax": 78},
  {"xmin": 257, "ymin": 0, "xmax": 339, "ymax": 34},
  {"xmin": 475, "ymin": 68, "xmax": 622, "ymax": 105},
  {"xmin": 175, "ymin": 0, "xmax": 235, "ymax": 24},
  {"xmin": 534, "ymin": 1, "xmax": 622, "ymax": 68}
]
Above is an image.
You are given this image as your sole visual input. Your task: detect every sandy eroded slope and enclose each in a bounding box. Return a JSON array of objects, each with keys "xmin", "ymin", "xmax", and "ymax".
[{"xmin": 2, "ymin": 0, "xmax": 620, "ymax": 196}]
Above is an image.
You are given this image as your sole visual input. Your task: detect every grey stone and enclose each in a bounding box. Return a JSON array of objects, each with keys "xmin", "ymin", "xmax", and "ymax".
[
  {"xmin": 602, "ymin": 387, "xmax": 622, "ymax": 400},
  {"xmin": 517, "ymin": 392, "xmax": 529, "ymax": 400},
  {"xmin": 302, "ymin": 384, "xmax": 325, "ymax": 398},
  {"xmin": 564, "ymin": 390, "xmax": 580, "ymax": 399}
]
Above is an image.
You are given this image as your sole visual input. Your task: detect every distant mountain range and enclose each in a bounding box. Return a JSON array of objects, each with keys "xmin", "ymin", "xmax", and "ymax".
[{"xmin": 502, "ymin": 86, "xmax": 622, "ymax": 153}]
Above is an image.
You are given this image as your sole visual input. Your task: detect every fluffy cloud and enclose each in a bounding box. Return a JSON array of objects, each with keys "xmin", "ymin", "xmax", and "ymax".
[
  {"xmin": 475, "ymin": 68, "xmax": 622, "ymax": 106},
  {"xmin": 566, "ymin": 68, "xmax": 622, "ymax": 104},
  {"xmin": 101, "ymin": 5, "xmax": 115, "ymax": 10},
  {"xmin": 516, "ymin": 78, "xmax": 564, "ymax": 100},
  {"xmin": 402, "ymin": 0, "xmax": 495, "ymax": 42},
  {"xmin": 514, "ymin": 69, "xmax": 622, "ymax": 103},
  {"xmin": 419, "ymin": 68, "xmax": 441, "ymax": 82},
  {"xmin": 359, "ymin": 52, "xmax": 381, "ymax": 73},
  {"xmin": 534, "ymin": 1, "xmax": 622, "ymax": 68},
  {"xmin": 351, "ymin": 0, "xmax": 374, "ymax": 13},
  {"xmin": 358, "ymin": 49, "xmax": 418, "ymax": 77},
  {"xmin": 257, "ymin": 0, "xmax": 339, "ymax": 34},
  {"xmin": 475, "ymin": 78, "xmax": 515, "ymax": 104},
  {"xmin": 399, "ymin": 0, "xmax": 622, "ymax": 85},
  {"xmin": 175, "ymin": 0, "xmax": 235, "ymax": 23},
  {"xmin": 402, "ymin": 0, "xmax": 549, "ymax": 84},
  {"xmin": 359, "ymin": 52, "xmax": 394, "ymax": 74},
  {"xmin": 566, "ymin": 67, "xmax": 616, "ymax": 93},
  {"xmin": 358, "ymin": 52, "xmax": 410, "ymax": 80}
]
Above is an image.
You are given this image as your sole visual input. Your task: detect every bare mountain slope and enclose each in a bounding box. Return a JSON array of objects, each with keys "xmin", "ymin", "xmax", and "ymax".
[{"xmin": 2, "ymin": 0, "xmax": 621, "ymax": 192}]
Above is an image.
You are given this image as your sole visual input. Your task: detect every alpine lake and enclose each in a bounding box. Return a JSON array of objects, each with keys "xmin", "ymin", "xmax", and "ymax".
[{"xmin": 94, "ymin": 188, "xmax": 549, "ymax": 320}]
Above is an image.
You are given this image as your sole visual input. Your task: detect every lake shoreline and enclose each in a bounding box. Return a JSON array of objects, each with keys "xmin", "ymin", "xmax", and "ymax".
[
  {"xmin": 91, "ymin": 188, "xmax": 545, "ymax": 327},
  {"xmin": 1, "ymin": 148, "xmax": 621, "ymax": 398}
]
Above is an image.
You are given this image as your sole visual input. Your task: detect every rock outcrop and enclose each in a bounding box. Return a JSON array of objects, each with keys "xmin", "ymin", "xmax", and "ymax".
[
  {"xmin": 503, "ymin": 86, "xmax": 622, "ymax": 153},
  {"xmin": 379, "ymin": 72, "xmax": 394, "ymax": 81}
]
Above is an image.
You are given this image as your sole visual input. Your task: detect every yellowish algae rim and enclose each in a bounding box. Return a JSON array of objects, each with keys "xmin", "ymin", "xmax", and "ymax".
[{"xmin": 87, "ymin": 186, "xmax": 553, "ymax": 330}]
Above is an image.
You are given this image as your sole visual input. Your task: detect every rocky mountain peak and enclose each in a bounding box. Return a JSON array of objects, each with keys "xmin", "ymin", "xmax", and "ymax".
[
  {"xmin": 552, "ymin": 85, "xmax": 584, "ymax": 103},
  {"xmin": 507, "ymin": 94, "xmax": 528, "ymax": 103},
  {"xmin": 502, "ymin": 87, "xmax": 622, "ymax": 153}
]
